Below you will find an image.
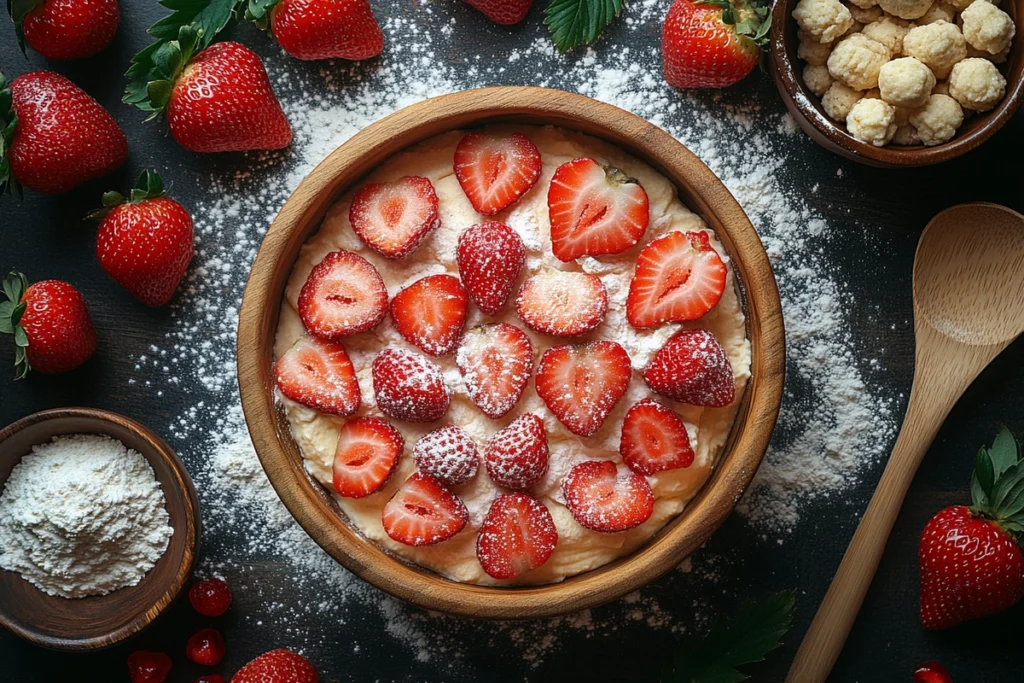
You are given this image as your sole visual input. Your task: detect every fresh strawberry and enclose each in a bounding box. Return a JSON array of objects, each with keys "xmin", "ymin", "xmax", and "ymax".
[
  {"xmin": 1, "ymin": 272, "xmax": 96, "ymax": 378},
  {"xmin": 371, "ymin": 348, "xmax": 451, "ymax": 422},
  {"xmin": 516, "ymin": 269, "xmax": 608, "ymax": 337},
  {"xmin": 413, "ymin": 424, "xmax": 479, "ymax": 487},
  {"xmin": 626, "ymin": 231, "xmax": 727, "ymax": 328},
  {"xmin": 484, "ymin": 413, "xmax": 549, "ymax": 490},
  {"xmin": 265, "ymin": 0, "xmax": 384, "ymax": 61},
  {"xmin": 128, "ymin": 651, "xmax": 172, "ymax": 683},
  {"xmin": 390, "ymin": 274, "xmax": 468, "ymax": 356},
  {"xmin": 92, "ymin": 170, "xmax": 193, "ymax": 307},
  {"xmin": 0, "ymin": 70, "xmax": 126, "ymax": 196},
  {"xmin": 535, "ymin": 341, "xmax": 631, "ymax": 437},
  {"xmin": 643, "ymin": 328, "xmax": 735, "ymax": 407},
  {"xmin": 333, "ymin": 416, "xmax": 403, "ymax": 498},
  {"xmin": 477, "ymin": 492, "xmax": 557, "ymax": 580},
  {"xmin": 463, "ymin": 0, "xmax": 533, "ymax": 24},
  {"xmin": 456, "ymin": 222, "xmax": 526, "ymax": 315},
  {"xmin": 382, "ymin": 472, "xmax": 469, "ymax": 546},
  {"xmin": 547, "ymin": 157, "xmax": 649, "ymax": 262},
  {"xmin": 275, "ymin": 335, "xmax": 361, "ymax": 415},
  {"xmin": 188, "ymin": 578, "xmax": 232, "ymax": 617},
  {"xmin": 562, "ymin": 460, "xmax": 655, "ymax": 532},
  {"xmin": 619, "ymin": 398, "xmax": 695, "ymax": 475},
  {"xmin": 298, "ymin": 250, "xmax": 387, "ymax": 340},
  {"xmin": 186, "ymin": 627, "xmax": 225, "ymax": 666},
  {"xmin": 662, "ymin": 0, "xmax": 769, "ymax": 89},
  {"xmin": 232, "ymin": 649, "xmax": 318, "ymax": 683},
  {"xmin": 454, "ymin": 132, "xmax": 541, "ymax": 214},
  {"xmin": 456, "ymin": 323, "xmax": 533, "ymax": 419},
  {"xmin": 9, "ymin": 0, "xmax": 118, "ymax": 60},
  {"xmin": 914, "ymin": 662, "xmax": 952, "ymax": 683},
  {"xmin": 349, "ymin": 176, "xmax": 441, "ymax": 259}
]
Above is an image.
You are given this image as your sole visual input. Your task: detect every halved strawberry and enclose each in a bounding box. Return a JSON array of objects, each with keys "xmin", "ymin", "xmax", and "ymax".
[
  {"xmin": 644, "ymin": 328, "xmax": 734, "ymax": 406},
  {"xmin": 298, "ymin": 250, "xmax": 387, "ymax": 339},
  {"xmin": 332, "ymin": 416, "xmax": 404, "ymax": 498},
  {"xmin": 349, "ymin": 176, "xmax": 440, "ymax": 259},
  {"xmin": 619, "ymin": 398, "xmax": 694, "ymax": 475},
  {"xmin": 535, "ymin": 341, "xmax": 631, "ymax": 437},
  {"xmin": 382, "ymin": 472, "xmax": 469, "ymax": 546},
  {"xmin": 454, "ymin": 132, "xmax": 541, "ymax": 215},
  {"xmin": 626, "ymin": 231, "xmax": 727, "ymax": 328},
  {"xmin": 547, "ymin": 158, "xmax": 650, "ymax": 262},
  {"xmin": 389, "ymin": 274, "xmax": 468, "ymax": 356},
  {"xmin": 516, "ymin": 269, "xmax": 608, "ymax": 337},
  {"xmin": 562, "ymin": 460, "xmax": 654, "ymax": 532},
  {"xmin": 456, "ymin": 222, "xmax": 526, "ymax": 315},
  {"xmin": 275, "ymin": 335, "xmax": 360, "ymax": 415},
  {"xmin": 456, "ymin": 323, "xmax": 533, "ymax": 419},
  {"xmin": 477, "ymin": 492, "xmax": 557, "ymax": 580},
  {"xmin": 413, "ymin": 424, "xmax": 479, "ymax": 487},
  {"xmin": 484, "ymin": 413, "xmax": 549, "ymax": 490},
  {"xmin": 371, "ymin": 348, "xmax": 451, "ymax": 422}
]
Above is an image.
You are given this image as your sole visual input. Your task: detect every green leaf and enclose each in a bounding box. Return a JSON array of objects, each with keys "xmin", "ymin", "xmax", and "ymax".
[
  {"xmin": 989, "ymin": 427, "xmax": 1019, "ymax": 478},
  {"xmin": 13, "ymin": 324, "xmax": 27, "ymax": 347},
  {"xmin": 246, "ymin": 0, "xmax": 278, "ymax": 21},
  {"xmin": 544, "ymin": 0, "xmax": 625, "ymax": 52},
  {"xmin": 972, "ymin": 446, "xmax": 995, "ymax": 509},
  {"xmin": 6, "ymin": 0, "xmax": 44, "ymax": 53},
  {"xmin": 0, "ymin": 302, "xmax": 13, "ymax": 333},
  {"xmin": 13, "ymin": 343, "xmax": 29, "ymax": 379},
  {"xmin": 992, "ymin": 462, "xmax": 1024, "ymax": 513},
  {"xmin": 0, "ymin": 70, "xmax": 21, "ymax": 201}
]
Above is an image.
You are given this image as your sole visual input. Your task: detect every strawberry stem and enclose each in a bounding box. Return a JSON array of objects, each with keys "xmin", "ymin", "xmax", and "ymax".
[
  {"xmin": 0, "ymin": 270, "xmax": 31, "ymax": 379},
  {"xmin": 87, "ymin": 170, "xmax": 169, "ymax": 221}
]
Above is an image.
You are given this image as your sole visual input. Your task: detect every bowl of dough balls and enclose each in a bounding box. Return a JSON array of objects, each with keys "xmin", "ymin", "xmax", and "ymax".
[{"xmin": 769, "ymin": 0, "xmax": 1022, "ymax": 166}]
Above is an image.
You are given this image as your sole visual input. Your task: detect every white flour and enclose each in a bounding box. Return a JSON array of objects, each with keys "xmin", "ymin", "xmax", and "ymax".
[{"xmin": 0, "ymin": 434, "xmax": 174, "ymax": 598}]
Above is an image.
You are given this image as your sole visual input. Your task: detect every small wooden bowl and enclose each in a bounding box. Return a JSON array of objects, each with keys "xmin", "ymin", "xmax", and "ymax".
[
  {"xmin": 0, "ymin": 408, "xmax": 200, "ymax": 651},
  {"xmin": 237, "ymin": 86, "xmax": 785, "ymax": 619},
  {"xmin": 769, "ymin": 0, "xmax": 1024, "ymax": 167}
]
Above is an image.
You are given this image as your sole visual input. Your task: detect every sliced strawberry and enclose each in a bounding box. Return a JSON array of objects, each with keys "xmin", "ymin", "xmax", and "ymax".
[
  {"xmin": 413, "ymin": 424, "xmax": 479, "ymax": 487},
  {"xmin": 547, "ymin": 158, "xmax": 650, "ymax": 262},
  {"xmin": 484, "ymin": 413, "xmax": 549, "ymax": 490},
  {"xmin": 477, "ymin": 492, "xmax": 557, "ymax": 580},
  {"xmin": 382, "ymin": 472, "xmax": 469, "ymax": 546},
  {"xmin": 619, "ymin": 398, "xmax": 694, "ymax": 475},
  {"xmin": 389, "ymin": 274, "xmax": 468, "ymax": 356},
  {"xmin": 516, "ymin": 269, "xmax": 607, "ymax": 337},
  {"xmin": 643, "ymin": 328, "xmax": 735, "ymax": 407},
  {"xmin": 626, "ymin": 231, "xmax": 727, "ymax": 328},
  {"xmin": 275, "ymin": 335, "xmax": 361, "ymax": 415},
  {"xmin": 298, "ymin": 250, "xmax": 387, "ymax": 339},
  {"xmin": 333, "ymin": 416, "xmax": 404, "ymax": 498},
  {"xmin": 454, "ymin": 132, "xmax": 541, "ymax": 215},
  {"xmin": 371, "ymin": 348, "xmax": 451, "ymax": 422},
  {"xmin": 562, "ymin": 460, "xmax": 654, "ymax": 533},
  {"xmin": 535, "ymin": 341, "xmax": 631, "ymax": 437},
  {"xmin": 456, "ymin": 323, "xmax": 533, "ymax": 419},
  {"xmin": 456, "ymin": 222, "xmax": 526, "ymax": 315},
  {"xmin": 349, "ymin": 176, "xmax": 440, "ymax": 259}
]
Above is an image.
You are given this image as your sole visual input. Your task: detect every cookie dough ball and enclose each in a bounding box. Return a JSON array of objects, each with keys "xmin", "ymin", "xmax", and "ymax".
[
  {"xmin": 822, "ymin": 81, "xmax": 866, "ymax": 119},
  {"xmin": 909, "ymin": 93, "xmax": 964, "ymax": 144},
  {"xmin": 799, "ymin": 36, "xmax": 834, "ymax": 65},
  {"xmin": 948, "ymin": 57, "xmax": 1007, "ymax": 110},
  {"xmin": 848, "ymin": 3, "xmax": 884, "ymax": 21},
  {"xmin": 903, "ymin": 22, "xmax": 968, "ymax": 78},
  {"xmin": 862, "ymin": 16, "xmax": 912, "ymax": 55},
  {"xmin": 878, "ymin": 0, "xmax": 934, "ymax": 19},
  {"xmin": 878, "ymin": 57, "xmax": 937, "ymax": 108},
  {"xmin": 960, "ymin": 1, "xmax": 1015, "ymax": 55},
  {"xmin": 827, "ymin": 33, "xmax": 891, "ymax": 89},
  {"xmin": 847, "ymin": 97, "xmax": 898, "ymax": 145},
  {"xmin": 794, "ymin": 0, "xmax": 855, "ymax": 43},
  {"xmin": 893, "ymin": 124, "xmax": 922, "ymax": 144},
  {"xmin": 804, "ymin": 64, "xmax": 837, "ymax": 95}
]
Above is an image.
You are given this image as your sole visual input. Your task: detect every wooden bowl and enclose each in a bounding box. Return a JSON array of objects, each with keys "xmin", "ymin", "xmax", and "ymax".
[
  {"xmin": 0, "ymin": 408, "xmax": 200, "ymax": 650},
  {"xmin": 237, "ymin": 86, "xmax": 785, "ymax": 619},
  {"xmin": 769, "ymin": 0, "xmax": 1024, "ymax": 167}
]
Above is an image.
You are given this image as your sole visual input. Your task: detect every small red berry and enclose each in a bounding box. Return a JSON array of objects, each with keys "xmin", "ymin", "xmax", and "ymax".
[
  {"xmin": 127, "ymin": 651, "xmax": 172, "ymax": 683},
  {"xmin": 186, "ymin": 627, "xmax": 226, "ymax": 667},
  {"xmin": 914, "ymin": 661, "xmax": 952, "ymax": 683},
  {"xmin": 188, "ymin": 577, "xmax": 232, "ymax": 616}
]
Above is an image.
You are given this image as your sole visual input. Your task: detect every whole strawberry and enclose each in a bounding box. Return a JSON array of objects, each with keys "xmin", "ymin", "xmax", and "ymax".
[
  {"xmin": 232, "ymin": 649, "xmax": 318, "ymax": 683},
  {"xmin": 0, "ymin": 70, "xmax": 127, "ymax": 196},
  {"xmin": 247, "ymin": 0, "xmax": 384, "ymax": 61},
  {"xmin": 92, "ymin": 170, "xmax": 194, "ymax": 307},
  {"xmin": 8, "ymin": 0, "xmax": 119, "ymax": 60},
  {"xmin": 465, "ymin": 0, "xmax": 533, "ymax": 25},
  {"xmin": 1, "ymin": 271, "xmax": 97, "ymax": 377},
  {"xmin": 662, "ymin": 0, "xmax": 770, "ymax": 89},
  {"xmin": 919, "ymin": 428, "xmax": 1024, "ymax": 630}
]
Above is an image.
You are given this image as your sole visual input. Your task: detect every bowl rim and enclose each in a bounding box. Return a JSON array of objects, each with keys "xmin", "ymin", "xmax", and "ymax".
[{"xmin": 236, "ymin": 85, "xmax": 785, "ymax": 619}]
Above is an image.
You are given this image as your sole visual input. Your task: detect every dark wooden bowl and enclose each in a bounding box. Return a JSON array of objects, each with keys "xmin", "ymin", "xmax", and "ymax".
[
  {"xmin": 0, "ymin": 408, "xmax": 200, "ymax": 651},
  {"xmin": 769, "ymin": 0, "xmax": 1024, "ymax": 167},
  {"xmin": 236, "ymin": 86, "xmax": 785, "ymax": 619}
]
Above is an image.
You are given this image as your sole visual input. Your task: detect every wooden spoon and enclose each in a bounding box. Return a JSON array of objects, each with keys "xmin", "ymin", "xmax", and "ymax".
[{"xmin": 787, "ymin": 203, "xmax": 1024, "ymax": 683}]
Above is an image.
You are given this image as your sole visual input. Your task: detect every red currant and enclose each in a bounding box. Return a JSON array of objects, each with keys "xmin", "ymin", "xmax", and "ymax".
[
  {"xmin": 914, "ymin": 661, "xmax": 952, "ymax": 683},
  {"xmin": 188, "ymin": 577, "xmax": 232, "ymax": 617},
  {"xmin": 186, "ymin": 627, "xmax": 226, "ymax": 666},
  {"xmin": 127, "ymin": 651, "xmax": 172, "ymax": 683},
  {"xmin": 195, "ymin": 676, "xmax": 225, "ymax": 683}
]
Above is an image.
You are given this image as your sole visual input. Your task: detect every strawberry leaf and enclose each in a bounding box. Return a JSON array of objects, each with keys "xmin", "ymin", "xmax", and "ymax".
[
  {"xmin": 972, "ymin": 446, "xmax": 996, "ymax": 509},
  {"xmin": 989, "ymin": 427, "xmax": 1019, "ymax": 478},
  {"xmin": 544, "ymin": 0, "xmax": 625, "ymax": 52},
  {"xmin": 0, "ymin": 70, "xmax": 22, "ymax": 201},
  {"xmin": 5, "ymin": 0, "xmax": 44, "ymax": 53},
  {"xmin": 1, "ymin": 270, "xmax": 31, "ymax": 378}
]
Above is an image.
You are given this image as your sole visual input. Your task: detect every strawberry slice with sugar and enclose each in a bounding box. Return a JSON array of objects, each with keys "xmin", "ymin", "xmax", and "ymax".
[
  {"xmin": 547, "ymin": 157, "xmax": 650, "ymax": 262},
  {"xmin": 349, "ymin": 176, "xmax": 440, "ymax": 259},
  {"xmin": 619, "ymin": 398, "xmax": 695, "ymax": 475},
  {"xmin": 372, "ymin": 348, "xmax": 451, "ymax": 422},
  {"xmin": 275, "ymin": 335, "xmax": 361, "ymax": 415},
  {"xmin": 626, "ymin": 231, "xmax": 727, "ymax": 328},
  {"xmin": 456, "ymin": 222, "xmax": 526, "ymax": 315},
  {"xmin": 333, "ymin": 416, "xmax": 404, "ymax": 498},
  {"xmin": 484, "ymin": 413, "xmax": 549, "ymax": 490},
  {"xmin": 456, "ymin": 323, "xmax": 533, "ymax": 419},
  {"xmin": 477, "ymin": 492, "xmax": 557, "ymax": 580},
  {"xmin": 382, "ymin": 472, "xmax": 469, "ymax": 546},
  {"xmin": 516, "ymin": 269, "xmax": 608, "ymax": 337},
  {"xmin": 390, "ymin": 274, "xmax": 468, "ymax": 356},
  {"xmin": 454, "ymin": 132, "xmax": 541, "ymax": 215},
  {"xmin": 413, "ymin": 424, "xmax": 479, "ymax": 487},
  {"xmin": 643, "ymin": 328, "xmax": 735, "ymax": 407},
  {"xmin": 298, "ymin": 250, "xmax": 387, "ymax": 339},
  {"xmin": 535, "ymin": 341, "xmax": 631, "ymax": 437},
  {"xmin": 562, "ymin": 460, "xmax": 654, "ymax": 532}
]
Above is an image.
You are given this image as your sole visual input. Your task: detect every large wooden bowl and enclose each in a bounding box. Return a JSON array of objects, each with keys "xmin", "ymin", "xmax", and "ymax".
[{"xmin": 237, "ymin": 86, "xmax": 785, "ymax": 619}]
